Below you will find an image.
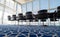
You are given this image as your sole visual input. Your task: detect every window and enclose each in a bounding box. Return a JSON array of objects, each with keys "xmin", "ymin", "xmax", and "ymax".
[
  {"xmin": 3, "ymin": 8, "xmax": 15, "ymax": 25},
  {"xmin": 27, "ymin": 2, "xmax": 32, "ymax": 12},
  {"xmin": 5, "ymin": 0, "xmax": 10, "ymax": 6},
  {"xmin": 33, "ymin": 0, "xmax": 39, "ymax": 14},
  {"xmin": 40, "ymin": 0, "xmax": 48, "ymax": 9},
  {"xmin": 22, "ymin": 4, "xmax": 26, "ymax": 15},
  {"xmin": 17, "ymin": 4, "xmax": 21, "ymax": 13},
  {"xmin": 0, "ymin": 6, "xmax": 3, "ymax": 24},
  {"xmin": 0, "ymin": 0, "xmax": 4, "ymax": 4},
  {"xmin": 50, "ymin": 0, "xmax": 60, "ymax": 8},
  {"xmin": 9, "ymin": 0, "xmax": 15, "ymax": 9}
]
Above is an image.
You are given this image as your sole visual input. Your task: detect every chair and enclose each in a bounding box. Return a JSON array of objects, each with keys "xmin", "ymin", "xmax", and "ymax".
[
  {"xmin": 18, "ymin": 13, "xmax": 26, "ymax": 25},
  {"xmin": 18, "ymin": 13, "xmax": 24, "ymax": 20},
  {"xmin": 12, "ymin": 15, "xmax": 17, "ymax": 21},
  {"xmin": 38, "ymin": 9, "xmax": 48, "ymax": 26},
  {"xmin": 48, "ymin": 11, "xmax": 57, "ymax": 26},
  {"xmin": 26, "ymin": 11, "xmax": 34, "ymax": 25},
  {"xmin": 8, "ymin": 16, "xmax": 11, "ymax": 21}
]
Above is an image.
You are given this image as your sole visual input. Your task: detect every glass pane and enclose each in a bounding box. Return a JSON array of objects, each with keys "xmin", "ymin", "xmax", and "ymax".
[
  {"xmin": 5, "ymin": 0, "xmax": 10, "ymax": 6},
  {"xmin": 50, "ymin": 0, "xmax": 60, "ymax": 8},
  {"xmin": 17, "ymin": 4, "xmax": 21, "ymax": 13},
  {"xmin": 40, "ymin": 0, "xmax": 48, "ymax": 9},
  {"xmin": 9, "ymin": 0, "xmax": 15, "ymax": 9},
  {"xmin": 33, "ymin": 0, "xmax": 40, "ymax": 14},
  {"xmin": 0, "ymin": 0, "xmax": 4, "ymax": 4},
  {"xmin": 22, "ymin": 4, "xmax": 26, "ymax": 15},
  {"xmin": 0, "ymin": 6, "xmax": 3, "ymax": 24},
  {"xmin": 5, "ymin": 0, "xmax": 17, "ymax": 11},
  {"xmin": 27, "ymin": 2, "xmax": 32, "ymax": 11},
  {"xmin": 3, "ymin": 8, "xmax": 16, "ymax": 25}
]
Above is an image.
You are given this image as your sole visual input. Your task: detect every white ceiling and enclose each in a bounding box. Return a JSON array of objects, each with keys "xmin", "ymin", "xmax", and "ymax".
[{"xmin": 14, "ymin": 0, "xmax": 33, "ymax": 4}]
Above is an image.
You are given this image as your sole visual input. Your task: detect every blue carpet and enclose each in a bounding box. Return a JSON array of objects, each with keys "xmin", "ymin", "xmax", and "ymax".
[{"xmin": 0, "ymin": 25, "xmax": 60, "ymax": 37}]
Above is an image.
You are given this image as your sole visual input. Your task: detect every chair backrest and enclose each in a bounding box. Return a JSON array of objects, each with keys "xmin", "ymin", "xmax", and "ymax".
[
  {"xmin": 57, "ymin": 6, "xmax": 60, "ymax": 12},
  {"xmin": 26, "ymin": 12, "xmax": 33, "ymax": 18},
  {"xmin": 38, "ymin": 9, "xmax": 48, "ymax": 21},
  {"xmin": 38, "ymin": 9, "xmax": 47, "ymax": 14},
  {"xmin": 18, "ymin": 13, "xmax": 23, "ymax": 18}
]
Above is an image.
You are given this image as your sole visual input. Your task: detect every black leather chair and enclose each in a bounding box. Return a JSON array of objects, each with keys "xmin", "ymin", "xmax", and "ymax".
[
  {"xmin": 48, "ymin": 11, "xmax": 57, "ymax": 26},
  {"xmin": 38, "ymin": 9, "xmax": 48, "ymax": 26},
  {"xmin": 18, "ymin": 13, "xmax": 26, "ymax": 25},
  {"xmin": 26, "ymin": 11, "xmax": 34, "ymax": 25},
  {"xmin": 8, "ymin": 15, "xmax": 17, "ymax": 25},
  {"xmin": 8, "ymin": 15, "xmax": 11, "ymax": 21},
  {"xmin": 26, "ymin": 12, "xmax": 34, "ymax": 22},
  {"xmin": 38, "ymin": 9, "xmax": 47, "ymax": 14},
  {"xmin": 18, "ymin": 13, "xmax": 24, "ymax": 20},
  {"xmin": 12, "ymin": 15, "xmax": 16, "ymax": 21}
]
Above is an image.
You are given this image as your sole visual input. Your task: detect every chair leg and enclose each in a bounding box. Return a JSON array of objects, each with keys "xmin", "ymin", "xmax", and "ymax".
[
  {"xmin": 22, "ymin": 20, "xmax": 24, "ymax": 25},
  {"xmin": 50, "ymin": 21, "xmax": 51, "ymax": 25},
  {"xmin": 18, "ymin": 21, "xmax": 19, "ymax": 26},
  {"xmin": 38, "ymin": 20, "xmax": 39, "ymax": 25},
  {"xmin": 58, "ymin": 21, "xmax": 60, "ymax": 25},
  {"xmin": 29, "ymin": 21, "xmax": 30, "ymax": 25},
  {"xmin": 59, "ymin": 19, "xmax": 60, "ymax": 25},
  {"xmin": 27, "ymin": 20, "xmax": 29, "ymax": 25},
  {"xmin": 26, "ymin": 20, "xmax": 28, "ymax": 25},
  {"xmin": 54, "ymin": 20, "xmax": 55, "ymax": 26},
  {"xmin": 38, "ymin": 21, "xmax": 39, "ymax": 25},
  {"xmin": 48, "ymin": 19, "xmax": 49, "ymax": 26},
  {"xmin": 43, "ymin": 22, "xmax": 44, "ymax": 26},
  {"xmin": 15, "ymin": 21, "xmax": 16, "ymax": 25},
  {"xmin": 39, "ymin": 20, "xmax": 41, "ymax": 25}
]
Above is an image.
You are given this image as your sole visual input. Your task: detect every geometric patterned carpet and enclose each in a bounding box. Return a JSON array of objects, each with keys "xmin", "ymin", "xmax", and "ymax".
[{"xmin": 0, "ymin": 25, "xmax": 60, "ymax": 37}]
